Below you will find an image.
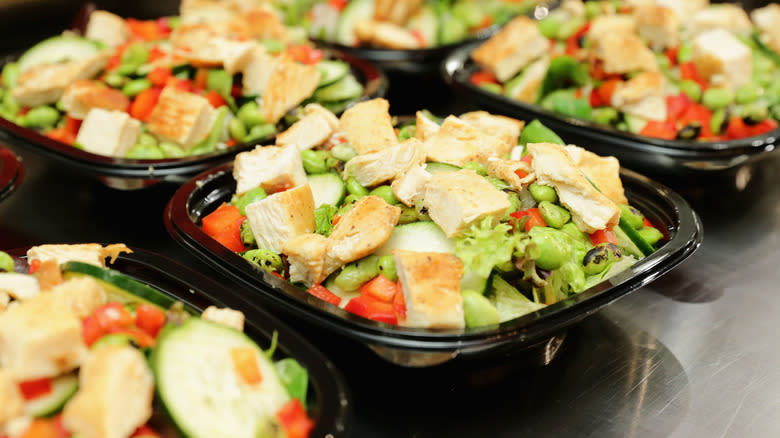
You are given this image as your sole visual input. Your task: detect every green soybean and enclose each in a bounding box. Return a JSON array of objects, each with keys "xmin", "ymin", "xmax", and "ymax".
[
  {"xmin": 538, "ymin": 201, "xmax": 571, "ymax": 229},
  {"xmin": 677, "ymin": 42, "xmax": 694, "ymax": 63},
  {"xmin": 234, "ymin": 187, "xmax": 267, "ymax": 215},
  {"xmin": 334, "ymin": 255, "xmax": 380, "ymax": 291},
  {"xmin": 531, "ymin": 230, "xmax": 569, "ymax": 271},
  {"xmin": 301, "ymin": 150, "xmax": 328, "ymax": 174},
  {"xmin": 377, "ymin": 255, "xmax": 397, "ymax": 282},
  {"xmin": 331, "ymin": 143, "xmax": 357, "ymax": 162},
  {"xmin": 245, "ymin": 123, "xmax": 276, "ymax": 142},
  {"xmin": 243, "ymin": 249, "xmax": 283, "ymax": 273},
  {"xmin": 240, "ymin": 221, "xmax": 256, "ymax": 247},
  {"xmin": 638, "ymin": 226, "xmax": 664, "ymax": 246},
  {"xmin": 237, "ymin": 101, "xmax": 265, "ymax": 128},
  {"xmin": 369, "ymin": 185, "xmax": 399, "ymax": 205},
  {"xmin": 585, "ymin": 1, "xmax": 604, "ymax": 19},
  {"xmin": 22, "ymin": 106, "xmax": 59, "ymax": 128},
  {"xmin": 2, "ymin": 62, "xmax": 19, "ymax": 88},
  {"xmin": 592, "ymin": 107, "xmax": 619, "ymax": 125},
  {"xmin": 337, "ymin": 194, "xmax": 360, "ymax": 216},
  {"xmin": 122, "ymin": 78, "xmax": 151, "ymax": 97},
  {"xmin": 557, "ymin": 16, "xmax": 586, "ymax": 40},
  {"xmin": 398, "ymin": 205, "xmax": 420, "ymax": 224},
  {"xmin": 528, "ymin": 183, "xmax": 557, "ymax": 203},
  {"xmin": 397, "ymin": 125, "xmax": 416, "ymax": 141},
  {"xmin": 103, "ymin": 72, "xmax": 127, "ymax": 88},
  {"xmin": 737, "ymin": 101, "xmax": 769, "ymax": 123},
  {"xmin": 462, "ymin": 161, "xmax": 487, "ymax": 176},
  {"xmin": 126, "ymin": 143, "xmax": 165, "ymax": 159},
  {"xmin": 560, "ymin": 222, "xmax": 591, "ymax": 246},
  {"xmin": 462, "ymin": 290, "xmax": 501, "ymax": 328},
  {"xmin": 91, "ymin": 333, "xmax": 134, "ymax": 350},
  {"xmin": 702, "ymin": 87, "xmax": 733, "ymax": 110},
  {"xmin": 159, "ymin": 142, "xmax": 185, "ymax": 158},
  {"xmin": 345, "ymin": 177, "xmax": 369, "ymax": 197},
  {"xmin": 137, "ymin": 133, "xmax": 157, "ymax": 146},
  {"xmin": 117, "ymin": 43, "xmax": 149, "ymax": 75},
  {"xmin": 228, "ymin": 117, "xmax": 247, "ymax": 142},
  {"xmin": 735, "ymin": 83, "xmax": 761, "ymax": 104},
  {"xmin": 487, "ymin": 177, "xmax": 511, "ymax": 191},
  {"xmin": 0, "ymin": 251, "xmax": 14, "ymax": 272},
  {"xmin": 710, "ymin": 108, "xmax": 728, "ymax": 135},
  {"xmin": 479, "ymin": 83, "xmax": 503, "ymax": 94},
  {"xmin": 206, "ymin": 69, "xmax": 232, "ymax": 98},
  {"xmin": 582, "ymin": 242, "xmax": 622, "ymax": 275},
  {"xmin": 619, "ymin": 204, "xmax": 645, "ymax": 230},
  {"xmin": 679, "ymin": 80, "xmax": 702, "ymax": 102},
  {"xmin": 537, "ymin": 17, "xmax": 563, "ymax": 39}
]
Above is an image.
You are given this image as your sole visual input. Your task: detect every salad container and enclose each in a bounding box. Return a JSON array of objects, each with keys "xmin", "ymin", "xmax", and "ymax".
[
  {"xmin": 164, "ymin": 161, "xmax": 703, "ymax": 367},
  {"xmin": 2, "ymin": 246, "xmax": 352, "ymax": 437},
  {"xmin": 0, "ymin": 146, "xmax": 23, "ymax": 202}
]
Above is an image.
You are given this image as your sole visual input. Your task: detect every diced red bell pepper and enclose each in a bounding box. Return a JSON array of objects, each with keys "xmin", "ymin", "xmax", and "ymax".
[
  {"xmin": 510, "ymin": 208, "xmax": 547, "ymax": 231},
  {"xmin": 514, "ymin": 168, "xmax": 529, "ymax": 179},
  {"xmin": 679, "ymin": 62, "xmax": 707, "ymax": 90},
  {"xmin": 596, "ymin": 78, "xmax": 622, "ymax": 107},
  {"xmin": 82, "ymin": 314, "xmax": 103, "ymax": 347},
  {"xmin": 666, "ymin": 93, "xmax": 692, "ymax": 122},
  {"xmin": 589, "ymin": 88, "xmax": 603, "ymax": 107},
  {"xmin": 128, "ymin": 87, "xmax": 162, "ymax": 121},
  {"xmin": 392, "ymin": 284, "xmax": 406, "ymax": 321},
  {"xmin": 147, "ymin": 67, "xmax": 173, "ymax": 87},
  {"xmin": 201, "ymin": 203, "xmax": 247, "ymax": 252},
  {"xmin": 726, "ymin": 117, "xmax": 779, "ymax": 140},
  {"xmin": 230, "ymin": 347, "xmax": 263, "ymax": 385},
  {"xmin": 344, "ymin": 295, "xmax": 398, "ymax": 325},
  {"xmin": 53, "ymin": 415, "xmax": 70, "ymax": 438},
  {"xmin": 94, "ymin": 302, "xmax": 135, "ymax": 332},
  {"xmin": 564, "ymin": 22, "xmax": 590, "ymax": 56},
  {"xmin": 135, "ymin": 303, "xmax": 166, "ymax": 338},
  {"xmin": 359, "ymin": 274, "xmax": 398, "ymax": 303},
  {"xmin": 640, "ymin": 120, "xmax": 677, "ymax": 140},
  {"xmin": 589, "ymin": 228, "xmax": 617, "ymax": 246},
  {"xmin": 20, "ymin": 418, "xmax": 59, "ymax": 438},
  {"xmin": 193, "ymin": 68, "xmax": 209, "ymax": 91},
  {"xmin": 327, "ymin": 0, "xmax": 349, "ymax": 11},
  {"xmin": 469, "ymin": 70, "xmax": 499, "ymax": 87},
  {"xmin": 131, "ymin": 425, "xmax": 161, "ymax": 438},
  {"xmin": 664, "ymin": 46, "xmax": 679, "ymax": 67},
  {"xmin": 45, "ymin": 127, "xmax": 76, "ymax": 145},
  {"xmin": 18, "ymin": 378, "xmax": 52, "ymax": 400},
  {"xmin": 109, "ymin": 327, "xmax": 156, "ymax": 348},
  {"xmin": 286, "ymin": 45, "xmax": 324, "ymax": 65},
  {"xmin": 679, "ymin": 102, "xmax": 714, "ymax": 138},
  {"xmin": 520, "ymin": 154, "xmax": 533, "ymax": 165},
  {"xmin": 127, "ymin": 18, "xmax": 165, "ymax": 41},
  {"xmin": 276, "ymin": 399, "xmax": 314, "ymax": 438},
  {"xmin": 306, "ymin": 284, "xmax": 342, "ymax": 306},
  {"xmin": 410, "ymin": 29, "xmax": 426, "ymax": 47},
  {"xmin": 204, "ymin": 90, "xmax": 228, "ymax": 108},
  {"xmin": 28, "ymin": 259, "xmax": 41, "ymax": 274}
]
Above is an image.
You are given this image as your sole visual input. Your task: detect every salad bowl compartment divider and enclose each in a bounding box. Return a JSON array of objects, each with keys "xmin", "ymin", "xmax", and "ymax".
[
  {"xmin": 0, "ymin": 145, "xmax": 23, "ymax": 202},
  {"xmin": 164, "ymin": 160, "xmax": 703, "ymax": 367}
]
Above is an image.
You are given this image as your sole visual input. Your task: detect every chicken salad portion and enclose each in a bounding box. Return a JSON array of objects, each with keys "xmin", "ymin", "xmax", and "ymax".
[
  {"xmin": 201, "ymin": 98, "xmax": 665, "ymax": 329},
  {"xmin": 0, "ymin": 1, "xmax": 366, "ymax": 160},
  {"xmin": 0, "ymin": 243, "xmax": 314, "ymax": 438}
]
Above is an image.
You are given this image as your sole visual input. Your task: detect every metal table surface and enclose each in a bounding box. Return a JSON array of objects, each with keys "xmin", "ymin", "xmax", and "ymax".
[{"xmin": 1, "ymin": 69, "xmax": 779, "ymax": 437}]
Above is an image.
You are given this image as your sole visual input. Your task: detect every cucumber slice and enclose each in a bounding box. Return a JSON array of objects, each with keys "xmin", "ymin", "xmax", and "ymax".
[
  {"xmin": 335, "ymin": 0, "xmax": 374, "ymax": 46},
  {"xmin": 152, "ymin": 318, "xmax": 291, "ymax": 438},
  {"xmin": 424, "ymin": 162, "xmax": 461, "ymax": 174},
  {"xmin": 316, "ymin": 60, "xmax": 349, "ymax": 88},
  {"xmin": 313, "ymin": 74, "xmax": 364, "ymax": 102},
  {"xmin": 617, "ymin": 217, "xmax": 654, "ymax": 257},
  {"xmin": 61, "ymin": 262, "xmax": 177, "ymax": 310},
  {"xmin": 307, "ymin": 172, "xmax": 346, "ymax": 208},
  {"xmin": 18, "ymin": 36, "xmax": 101, "ymax": 73},
  {"xmin": 460, "ymin": 270, "xmax": 491, "ymax": 295},
  {"xmin": 25, "ymin": 374, "xmax": 78, "ymax": 418},
  {"xmin": 375, "ymin": 221, "xmax": 455, "ymax": 256},
  {"xmin": 407, "ymin": 5, "xmax": 439, "ymax": 47}
]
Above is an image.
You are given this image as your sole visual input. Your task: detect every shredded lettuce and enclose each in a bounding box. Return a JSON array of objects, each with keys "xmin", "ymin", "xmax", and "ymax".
[
  {"xmin": 490, "ymin": 276, "xmax": 545, "ymax": 322},
  {"xmin": 455, "ymin": 217, "xmax": 530, "ymax": 280}
]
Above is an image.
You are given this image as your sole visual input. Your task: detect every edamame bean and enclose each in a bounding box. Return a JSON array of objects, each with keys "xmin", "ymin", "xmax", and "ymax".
[
  {"xmin": 337, "ymin": 194, "xmax": 360, "ymax": 216},
  {"xmin": 240, "ymin": 220, "xmax": 255, "ymax": 246},
  {"xmin": 0, "ymin": 251, "xmax": 13, "ymax": 272},
  {"xmin": 377, "ymin": 255, "xmax": 397, "ymax": 281},
  {"xmin": 345, "ymin": 177, "xmax": 369, "ymax": 197},
  {"xmin": 398, "ymin": 205, "xmax": 420, "ymax": 224},
  {"xmin": 126, "ymin": 144, "xmax": 165, "ymax": 159},
  {"xmin": 538, "ymin": 201, "xmax": 571, "ymax": 229},
  {"xmin": 592, "ymin": 107, "xmax": 619, "ymax": 125},
  {"xmin": 560, "ymin": 222, "xmax": 590, "ymax": 246},
  {"xmin": 582, "ymin": 242, "xmax": 622, "ymax": 275},
  {"xmin": 122, "ymin": 78, "xmax": 152, "ymax": 97},
  {"xmin": 103, "ymin": 72, "xmax": 126, "ymax": 88},
  {"xmin": 702, "ymin": 87, "xmax": 733, "ymax": 110},
  {"xmin": 531, "ymin": 231, "xmax": 569, "ymax": 271},
  {"xmin": 262, "ymin": 39, "xmax": 285, "ymax": 54},
  {"xmin": 529, "ymin": 183, "xmax": 557, "ymax": 203},
  {"xmin": 117, "ymin": 43, "xmax": 149, "ymax": 75},
  {"xmin": 91, "ymin": 333, "xmax": 134, "ymax": 350},
  {"xmin": 557, "ymin": 16, "xmax": 586, "ymax": 39},
  {"xmin": 679, "ymin": 79, "xmax": 702, "ymax": 102},
  {"xmin": 334, "ymin": 255, "xmax": 380, "ymax": 291},
  {"xmin": 479, "ymin": 83, "xmax": 503, "ymax": 94},
  {"xmin": 638, "ymin": 227, "xmax": 664, "ymax": 245},
  {"xmin": 537, "ymin": 17, "xmax": 563, "ymax": 39},
  {"xmin": 206, "ymin": 69, "xmax": 232, "ymax": 98},
  {"xmin": 737, "ymin": 102, "xmax": 769, "ymax": 124},
  {"xmin": 585, "ymin": 1, "xmax": 603, "ymax": 19},
  {"xmin": 22, "ymin": 106, "xmax": 59, "ymax": 128},
  {"xmin": 2, "ymin": 62, "xmax": 19, "ymax": 88},
  {"xmin": 243, "ymin": 249, "xmax": 282, "ymax": 273},
  {"xmin": 331, "ymin": 143, "xmax": 357, "ymax": 162},
  {"xmin": 735, "ymin": 83, "xmax": 760, "ymax": 104},
  {"xmin": 325, "ymin": 156, "xmax": 340, "ymax": 170},
  {"xmin": 301, "ymin": 150, "xmax": 328, "ymax": 174},
  {"xmin": 234, "ymin": 186, "xmax": 267, "ymax": 215},
  {"xmin": 159, "ymin": 142, "xmax": 185, "ymax": 158},
  {"xmin": 754, "ymin": 54, "xmax": 775, "ymax": 74},
  {"xmin": 462, "ymin": 161, "xmax": 487, "ymax": 176},
  {"xmin": 397, "ymin": 125, "xmax": 416, "ymax": 141},
  {"xmin": 137, "ymin": 133, "xmax": 157, "ymax": 146},
  {"xmin": 228, "ymin": 117, "xmax": 247, "ymax": 142},
  {"xmin": 677, "ymin": 42, "xmax": 694, "ymax": 63},
  {"xmin": 369, "ymin": 185, "xmax": 399, "ymax": 205},
  {"xmin": 237, "ymin": 102, "xmax": 265, "ymax": 128},
  {"xmin": 504, "ymin": 192, "xmax": 521, "ymax": 219},
  {"xmin": 245, "ymin": 123, "xmax": 275, "ymax": 142},
  {"xmin": 710, "ymin": 108, "xmax": 728, "ymax": 135},
  {"xmin": 619, "ymin": 204, "xmax": 645, "ymax": 230}
]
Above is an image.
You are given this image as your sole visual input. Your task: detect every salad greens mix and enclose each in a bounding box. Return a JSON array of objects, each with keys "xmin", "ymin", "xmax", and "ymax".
[
  {"xmin": 0, "ymin": 244, "xmax": 314, "ymax": 438},
  {"xmin": 202, "ymin": 99, "xmax": 665, "ymax": 330},
  {"xmin": 0, "ymin": 3, "xmax": 365, "ymax": 159},
  {"xmin": 469, "ymin": 0, "xmax": 780, "ymax": 141}
]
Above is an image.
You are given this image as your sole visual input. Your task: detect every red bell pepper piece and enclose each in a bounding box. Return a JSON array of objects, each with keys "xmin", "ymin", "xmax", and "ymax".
[
  {"xmin": 276, "ymin": 399, "xmax": 314, "ymax": 438},
  {"xmin": 147, "ymin": 67, "xmax": 173, "ymax": 87},
  {"xmin": 135, "ymin": 303, "xmax": 166, "ymax": 338},
  {"xmin": 20, "ymin": 418, "xmax": 59, "ymax": 438},
  {"xmin": 127, "ymin": 18, "xmax": 165, "ymax": 41},
  {"xmin": 82, "ymin": 314, "xmax": 103, "ymax": 347},
  {"xmin": 410, "ymin": 29, "xmax": 426, "ymax": 47},
  {"xmin": 590, "ymin": 228, "xmax": 617, "ymax": 246},
  {"xmin": 666, "ymin": 93, "xmax": 692, "ymax": 122},
  {"xmin": 201, "ymin": 203, "xmax": 247, "ymax": 252},
  {"xmin": 204, "ymin": 90, "xmax": 228, "ymax": 108},
  {"xmin": 469, "ymin": 70, "xmax": 499, "ymax": 87},
  {"xmin": 596, "ymin": 78, "xmax": 622, "ymax": 107},
  {"xmin": 18, "ymin": 378, "xmax": 52, "ymax": 400},
  {"xmin": 392, "ymin": 284, "xmax": 406, "ymax": 321},
  {"xmin": 109, "ymin": 327, "xmax": 156, "ymax": 348},
  {"xmin": 510, "ymin": 208, "xmax": 547, "ymax": 231},
  {"xmin": 664, "ymin": 46, "xmax": 679, "ymax": 67},
  {"xmin": 344, "ymin": 295, "xmax": 398, "ymax": 325},
  {"xmin": 94, "ymin": 302, "xmax": 135, "ymax": 332},
  {"xmin": 359, "ymin": 274, "xmax": 398, "ymax": 303},
  {"xmin": 640, "ymin": 120, "xmax": 677, "ymax": 140},
  {"xmin": 520, "ymin": 154, "xmax": 533, "ymax": 165},
  {"xmin": 514, "ymin": 168, "xmax": 529, "ymax": 179},
  {"xmin": 327, "ymin": 0, "xmax": 349, "ymax": 11},
  {"xmin": 286, "ymin": 45, "xmax": 324, "ymax": 65},
  {"xmin": 128, "ymin": 87, "xmax": 162, "ymax": 121},
  {"xmin": 679, "ymin": 103, "xmax": 714, "ymax": 138},
  {"xmin": 131, "ymin": 425, "xmax": 161, "ymax": 438},
  {"xmin": 679, "ymin": 62, "xmax": 707, "ymax": 90},
  {"xmin": 193, "ymin": 68, "xmax": 209, "ymax": 91},
  {"xmin": 306, "ymin": 284, "xmax": 342, "ymax": 306}
]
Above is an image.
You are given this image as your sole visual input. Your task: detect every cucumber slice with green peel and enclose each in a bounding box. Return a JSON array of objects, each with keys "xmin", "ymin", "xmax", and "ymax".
[
  {"xmin": 375, "ymin": 221, "xmax": 455, "ymax": 256},
  {"xmin": 307, "ymin": 172, "xmax": 346, "ymax": 208},
  {"xmin": 25, "ymin": 374, "xmax": 78, "ymax": 418},
  {"xmin": 335, "ymin": 0, "xmax": 374, "ymax": 46},
  {"xmin": 460, "ymin": 270, "xmax": 491, "ymax": 295},
  {"xmin": 151, "ymin": 318, "xmax": 291, "ymax": 438},
  {"xmin": 617, "ymin": 217, "xmax": 655, "ymax": 257},
  {"xmin": 313, "ymin": 75, "xmax": 364, "ymax": 102},
  {"xmin": 18, "ymin": 36, "xmax": 101, "ymax": 73},
  {"xmin": 316, "ymin": 60, "xmax": 350, "ymax": 87},
  {"xmin": 61, "ymin": 262, "xmax": 178, "ymax": 310},
  {"xmin": 424, "ymin": 162, "xmax": 461, "ymax": 174},
  {"xmin": 407, "ymin": 5, "xmax": 439, "ymax": 47}
]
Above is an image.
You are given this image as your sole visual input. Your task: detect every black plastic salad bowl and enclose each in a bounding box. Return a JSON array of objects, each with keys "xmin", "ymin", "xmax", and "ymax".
[
  {"xmin": 3, "ymin": 246, "xmax": 352, "ymax": 437},
  {"xmin": 0, "ymin": 145, "xmax": 23, "ymax": 202},
  {"xmin": 442, "ymin": 41, "xmax": 780, "ymax": 176},
  {"xmin": 164, "ymin": 161, "xmax": 703, "ymax": 367}
]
